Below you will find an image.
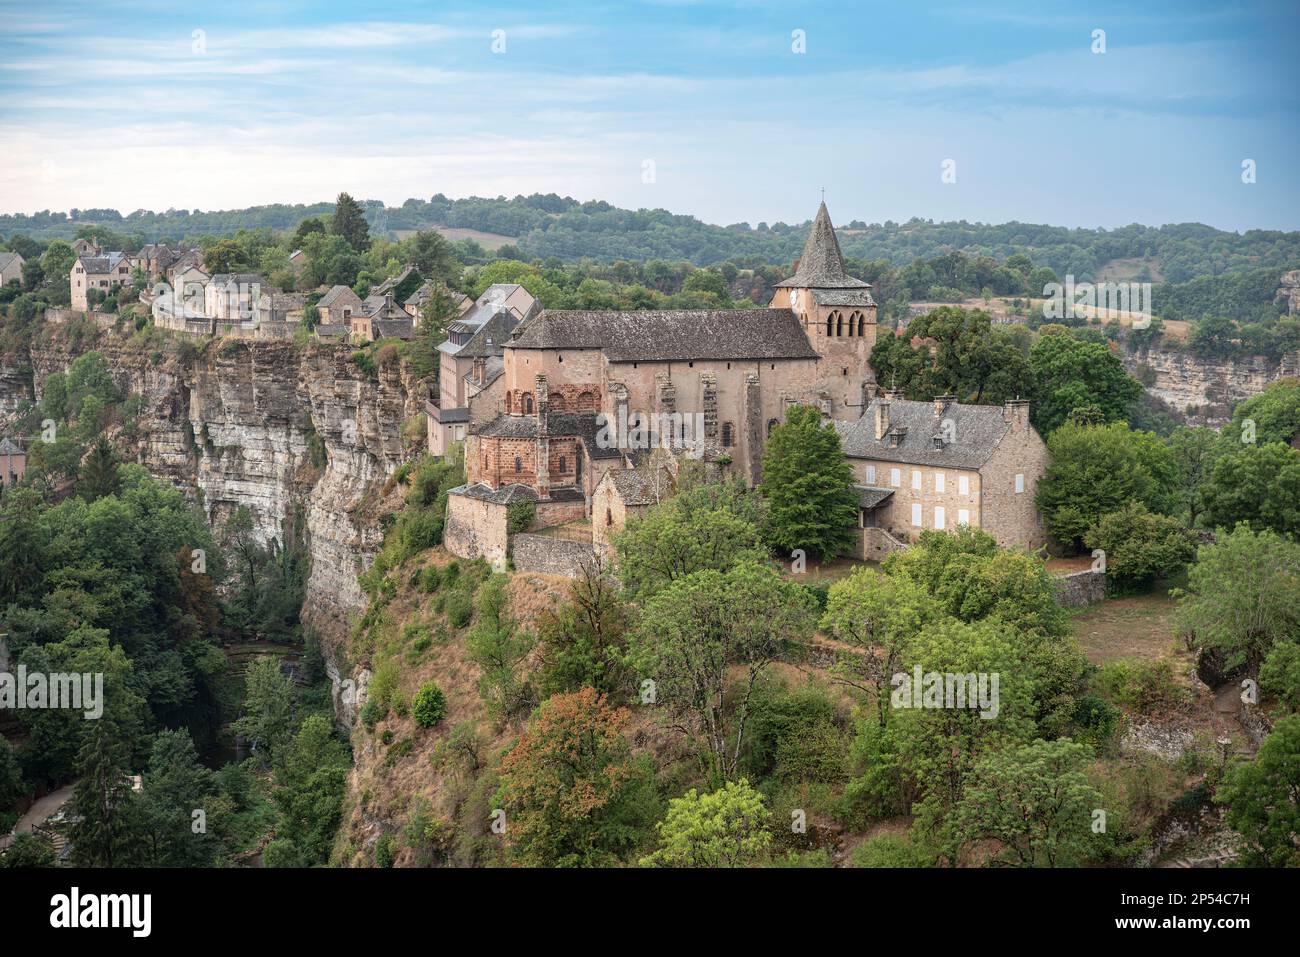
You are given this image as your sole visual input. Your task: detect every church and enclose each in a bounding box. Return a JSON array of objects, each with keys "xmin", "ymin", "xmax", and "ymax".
[{"xmin": 442, "ymin": 202, "xmax": 1047, "ymax": 564}]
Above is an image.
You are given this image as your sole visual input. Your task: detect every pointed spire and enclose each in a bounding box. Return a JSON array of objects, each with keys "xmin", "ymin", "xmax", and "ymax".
[{"xmin": 777, "ymin": 202, "xmax": 870, "ymax": 289}]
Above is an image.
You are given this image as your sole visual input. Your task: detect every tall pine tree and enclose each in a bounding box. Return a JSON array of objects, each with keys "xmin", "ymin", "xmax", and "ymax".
[
  {"xmin": 78, "ymin": 436, "xmax": 120, "ymax": 501},
  {"xmin": 330, "ymin": 191, "xmax": 371, "ymax": 253},
  {"xmin": 760, "ymin": 404, "xmax": 859, "ymax": 560}
]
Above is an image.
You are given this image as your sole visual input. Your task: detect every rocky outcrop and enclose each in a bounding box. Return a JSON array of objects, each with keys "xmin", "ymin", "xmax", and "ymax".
[
  {"xmin": 18, "ymin": 329, "xmax": 426, "ymax": 659},
  {"xmin": 1126, "ymin": 346, "xmax": 1292, "ymax": 424}
]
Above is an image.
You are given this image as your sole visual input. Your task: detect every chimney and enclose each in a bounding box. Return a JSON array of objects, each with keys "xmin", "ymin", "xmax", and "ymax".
[
  {"xmin": 875, "ymin": 399, "xmax": 890, "ymax": 441},
  {"xmin": 933, "ymin": 394, "xmax": 955, "ymax": 417},
  {"xmin": 1003, "ymin": 398, "xmax": 1030, "ymax": 431},
  {"xmin": 473, "ymin": 357, "xmax": 485, "ymax": 383}
]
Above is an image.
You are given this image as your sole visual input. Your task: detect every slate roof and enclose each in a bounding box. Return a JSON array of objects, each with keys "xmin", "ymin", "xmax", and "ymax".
[
  {"xmin": 374, "ymin": 318, "xmax": 414, "ymax": 339},
  {"xmin": 476, "ymin": 411, "xmax": 624, "ymax": 459},
  {"xmin": 456, "ymin": 309, "xmax": 519, "ymax": 358},
  {"xmin": 451, "ymin": 482, "xmax": 540, "ymax": 505},
  {"xmin": 508, "ymin": 308, "xmax": 818, "ymax": 362},
  {"xmin": 608, "ymin": 466, "xmax": 671, "ymax": 506},
  {"xmin": 313, "ymin": 323, "xmax": 347, "ymax": 338},
  {"xmin": 464, "ymin": 355, "xmax": 505, "ymax": 388},
  {"xmin": 0, "ymin": 252, "xmax": 24, "ymax": 271},
  {"xmin": 319, "ymin": 284, "xmax": 360, "ymax": 308},
  {"xmin": 0, "ymin": 437, "xmax": 24, "ymax": 456},
  {"xmin": 840, "ymin": 397, "xmax": 1021, "ymax": 469},
  {"xmin": 371, "ymin": 265, "xmax": 414, "ymax": 296},
  {"xmin": 77, "ymin": 252, "xmax": 128, "ymax": 274},
  {"xmin": 852, "ymin": 485, "xmax": 894, "ymax": 509},
  {"xmin": 775, "ymin": 202, "xmax": 872, "ymax": 290},
  {"xmin": 209, "ymin": 273, "xmax": 265, "ymax": 287}
]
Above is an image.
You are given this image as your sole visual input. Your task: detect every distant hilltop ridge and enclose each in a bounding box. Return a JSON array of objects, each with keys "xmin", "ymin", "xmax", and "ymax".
[{"xmin": 3, "ymin": 193, "xmax": 1299, "ymax": 279}]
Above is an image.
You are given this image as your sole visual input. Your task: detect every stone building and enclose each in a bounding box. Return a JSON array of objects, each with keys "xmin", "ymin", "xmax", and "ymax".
[
  {"xmin": 836, "ymin": 394, "xmax": 1049, "ymax": 552},
  {"xmin": 428, "ymin": 284, "xmax": 541, "ymax": 456},
  {"xmin": 0, "ymin": 438, "xmax": 25, "ymax": 487},
  {"xmin": 442, "ymin": 202, "xmax": 1047, "ymax": 560},
  {"xmin": 318, "ymin": 284, "xmax": 364, "ymax": 326},
  {"xmin": 70, "ymin": 251, "xmax": 131, "ymax": 311},
  {"xmin": 0, "ymin": 252, "xmax": 24, "ymax": 288},
  {"xmin": 205, "ymin": 273, "xmax": 267, "ymax": 322}
]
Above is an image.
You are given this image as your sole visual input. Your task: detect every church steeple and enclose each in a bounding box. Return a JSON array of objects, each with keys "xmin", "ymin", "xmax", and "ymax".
[{"xmin": 776, "ymin": 202, "xmax": 870, "ymax": 290}]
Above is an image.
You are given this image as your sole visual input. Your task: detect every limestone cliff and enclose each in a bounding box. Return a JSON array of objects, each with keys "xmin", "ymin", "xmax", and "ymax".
[
  {"xmin": 1126, "ymin": 344, "xmax": 1299, "ymax": 425},
  {"xmin": 10, "ymin": 327, "xmax": 426, "ymax": 687}
]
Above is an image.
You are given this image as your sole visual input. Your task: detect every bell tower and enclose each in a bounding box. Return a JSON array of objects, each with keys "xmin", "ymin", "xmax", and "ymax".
[{"xmin": 770, "ymin": 202, "xmax": 878, "ymax": 418}]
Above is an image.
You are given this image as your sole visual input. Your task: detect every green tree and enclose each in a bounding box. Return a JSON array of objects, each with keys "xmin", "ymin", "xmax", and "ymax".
[
  {"xmin": 820, "ymin": 568, "xmax": 940, "ymax": 725},
  {"xmin": 233, "ymin": 657, "xmax": 296, "ymax": 766},
  {"xmin": 760, "ymin": 404, "xmax": 858, "ymax": 560},
  {"xmin": 273, "ymin": 714, "xmax": 350, "ymax": 865},
  {"xmin": 1202, "ymin": 442, "xmax": 1300, "ymax": 536},
  {"xmin": 78, "ymin": 436, "xmax": 121, "ymax": 501},
  {"xmin": 412, "ymin": 682, "xmax": 447, "ymax": 728},
  {"xmin": 1166, "ymin": 425, "xmax": 1221, "ymax": 527},
  {"xmin": 536, "ymin": 557, "xmax": 631, "ymax": 697},
  {"xmin": 640, "ymin": 779, "xmax": 772, "ymax": 868},
  {"xmin": 139, "ymin": 729, "xmax": 221, "ymax": 867},
  {"xmin": 1035, "ymin": 421, "xmax": 1178, "ymax": 551},
  {"xmin": 1084, "ymin": 502, "xmax": 1196, "ymax": 589},
  {"xmin": 1028, "ymin": 333, "xmax": 1143, "ymax": 435},
  {"xmin": 1175, "ymin": 526, "xmax": 1300, "ymax": 672},
  {"xmin": 465, "ymin": 574, "xmax": 535, "ymax": 721},
  {"xmin": 1216, "ymin": 715, "xmax": 1300, "ymax": 867},
  {"xmin": 330, "ymin": 192, "xmax": 371, "ymax": 253},
  {"xmin": 0, "ymin": 833, "xmax": 56, "ymax": 868},
  {"xmin": 1226, "ymin": 379, "xmax": 1300, "ymax": 447},
  {"xmin": 632, "ymin": 562, "xmax": 816, "ymax": 782},
  {"xmin": 952, "ymin": 738, "xmax": 1102, "ymax": 867},
  {"xmin": 1260, "ymin": 642, "xmax": 1300, "ymax": 712},
  {"xmin": 69, "ymin": 715, "xmax": 143, "ymax": 867}
]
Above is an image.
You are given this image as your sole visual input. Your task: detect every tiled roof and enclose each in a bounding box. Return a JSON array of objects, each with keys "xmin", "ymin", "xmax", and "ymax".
[
  {"xmin": 0, "ymin": 437, "xmax": 24, "ymax": 455},
  {"xmin": 839, "ymin": 397, "xmax": 1024, "ymax": 469},
  {"xmin": 811, "ymin": 287, "xmax": 876, "ymax": 308},
  {"xmin": 77, "ymin": 252, "xmax": 127, "ymax": 274},
  {"xmin": 508, "ymin": 308, "xmax": 818, "ymax": 362},
  {"xmin": 313, "ymin": 323, "xmax": 348, "ymax": 337},
  {"xmin": 775, "ymin": 202, "xmax": 872, "ymax": 290},
  {"xmin": 374, "ymin": 318, "xmax": 414, "ymax": 339}
]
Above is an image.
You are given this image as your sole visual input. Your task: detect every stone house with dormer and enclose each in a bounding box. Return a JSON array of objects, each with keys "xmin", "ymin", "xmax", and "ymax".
[
  {"xmin": 71, "ymin": 251, "xmax": 131, "ymax": 311},
  {"xmin": 836, "ymin": 394, "xmax": 1048, "ymax": 554}
]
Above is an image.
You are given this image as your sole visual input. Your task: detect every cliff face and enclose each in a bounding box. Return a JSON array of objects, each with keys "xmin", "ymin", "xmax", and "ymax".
[
  {"xmin": 1126, "ymin": 345, "xmax": 1297, "ymax": 424},
  {"xmin": 17, "ymin": 331, "xmax": 424, "ymax": 660}
]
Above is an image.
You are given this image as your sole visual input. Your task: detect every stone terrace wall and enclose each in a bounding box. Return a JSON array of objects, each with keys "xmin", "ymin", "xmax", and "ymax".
[
  {"xmin": 1053, "ymin": 569, "xmax": 1106, "ymax": 607},
  {"xmin": 510, "ymin": 533, "xmax": 595, "ymax": 578}
]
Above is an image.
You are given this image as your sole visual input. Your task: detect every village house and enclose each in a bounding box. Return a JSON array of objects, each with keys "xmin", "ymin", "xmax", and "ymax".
[
  {"xmin": 0, "ymin": 438, "xmax": 26, "ymax": 488},
  {"xmin": 70, "ymin": 251, "xmax": 131, "ymax": 311},
  {"xmin": 0, "ymin": 252, "xmax": 24, "ymax": 288},
  {"xmin": 404, "ymin": 282, "xmax": 471, "ymax": 326},
  {"xmin": 427, "ymin": 284, "xmax": 541, "ymax": 456},
  {"xmin": 591, "ymin": 461, "xmax": 675, "ymax": 554},
  {"xmin": 257, "ymin": 291, "xmax": 308, "ymax": 326},
  {"xmin": 836, "ymin": 394, "xmax": 1049, "ymax": 554},
  {"xmin": 353, "ymin": 292, "xmax": 413, "ymax": 341},
  {"xmin": 317, "ymin": 284, "xmax": 364, "ymax": 326},
  {"xmin": 205, "ymin": 273, "xmax": 267, "ymax": 323}
]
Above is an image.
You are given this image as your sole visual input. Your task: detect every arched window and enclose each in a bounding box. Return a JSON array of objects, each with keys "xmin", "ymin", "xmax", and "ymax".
[
  {"xmin": 549, "ymin": 394, "xmax": 566, "ymax": 411},
  {"xmin": 505, "ymin": 392, "xmax": 513, "ymax": 413},
  {"xmin": 825, "ymin": 315, "xmax": 833, "ymax": 337},
  {"xmin": 577, "ymin": 391, "xmax": 595, "ymax": 411},
  {"xmin": 721, "ymin": 422, "xmax": 733, "ymax": 448},
  {"xmin": 523, "ymin": 393, "xmax": 534, "ymax": 414},
  {"xmin": 514, "ymin": 456, "xmax": 522, "ymax": 474},
  {"xmin": 856, "ymin": 312, "xmax": 865, "ymax": 336},
  {"xmin": 767, "ymin": 418, "xmax": 779, "ymax": 437},
  {"xmin": 834, "ymin": 311, "xmax": 844, "ymax": 336},
  {"xmin": 605, "ymin": 508, "xmax": 613, "ymax": 526},
  {"xmin": 558, "ymin": 455, "xmax": 567, "ymax": 473}
]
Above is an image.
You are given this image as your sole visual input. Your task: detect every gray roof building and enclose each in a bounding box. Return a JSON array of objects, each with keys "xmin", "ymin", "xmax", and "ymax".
[
  {"xmin": 838, "ymin": 396, "xmax": 1030, "ymax": 469},
  {"xmin": 508, "ymin": 308, "xmax": 819, "ymax": 362}
]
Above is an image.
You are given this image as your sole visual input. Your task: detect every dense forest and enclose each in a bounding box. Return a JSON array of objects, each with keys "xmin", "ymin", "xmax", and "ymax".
[{"xmin": 4, "ymin": 193, "xmax": 1300, "ymax": 283}]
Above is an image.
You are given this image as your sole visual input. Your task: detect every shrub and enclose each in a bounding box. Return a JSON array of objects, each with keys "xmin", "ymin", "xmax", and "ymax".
[
  {"xmin": 262, "ymin": 838, "xmax": 304, "ymax": 868},
  {"xmin": 852, "ymin": 833, "xmax": 933, "ymax": 868},
  {"xmin": 506, "ymin": 500, "xmax": 536, "ymax": 534},
  {"xmin": 412, "ymin": 682, "xmax": 448, "ymax": 728},
  {"xmin": 1260, "ymin": 641, "xmax": 1300, "ymax": 712},
  {"xmin": 374, "ymin": 834, "xmax": 395, "ymax": 868},
  {"xmin": 417, "ymin": 565, "xmax": 441, "ymax": 593},
  {"xmin": 1071, "ymin": 692, "xmax": 1122, "ymax": 751},
  {"xmin": 1096, "ymin": 659, "xmax": 1190, "ymax": 714},
  {"xmin": 446, "ymin": 592, "xmax": 473, "ymax": 629}
]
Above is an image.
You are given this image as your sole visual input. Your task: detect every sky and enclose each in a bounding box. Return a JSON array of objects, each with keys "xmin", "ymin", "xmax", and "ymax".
[{"xmin": 1, "ymin": 0, "xmax": 1298, "ymax": 232}]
